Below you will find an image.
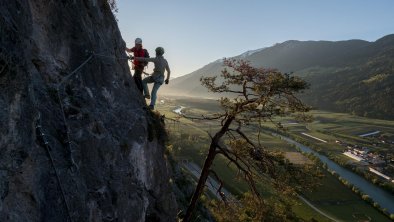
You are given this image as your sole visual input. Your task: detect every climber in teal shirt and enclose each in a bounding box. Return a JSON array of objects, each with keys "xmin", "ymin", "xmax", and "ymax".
[{"xmin": 132, "ymin": 47, "xmax": 170, "ymax": 110}]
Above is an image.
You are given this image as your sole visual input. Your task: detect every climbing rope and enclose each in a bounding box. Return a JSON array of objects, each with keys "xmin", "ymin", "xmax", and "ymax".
[
  {"xmin": 29, "ymin": 74, "xmax": 74, "ymax": 222},
  {"xmin": 55, "ymin": 53, "xmax": 98, "ymax": 173},
  {"xmin": 55, "ymin": 88, "xmax": 78, "ymax": 173},
  {"xmin": 92, "ymin": 52, "xmax": 130, "ymax": 60},
  {"xmin": 57, "ymin": 51, "xmax": 131, "ymax": 89},
  {"xmin": 28, "ymin": 50, "xmax": 136, "ymax": 221},
  {"xmin": 55, "ymin": 50, "xmax": 136, "ymax": 169},
  {"xmin": 53, "ymin": 54, "xmax": 92, "ymax": 174},
  {"xmin": 57, "ymin": 54, "xmax": 94, "ymax": 87},
  {"xmin": 35, "ymin": 114, "xmax": 74, "ymax": 222},
  {"xmin": 55, "ymin": 51, "xmax": 132, "ymax": 172}
]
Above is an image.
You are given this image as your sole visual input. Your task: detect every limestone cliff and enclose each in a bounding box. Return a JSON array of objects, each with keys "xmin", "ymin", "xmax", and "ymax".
[{"xmin": 0, "ymin": 0, "xmax": 176, "ymax": 221}]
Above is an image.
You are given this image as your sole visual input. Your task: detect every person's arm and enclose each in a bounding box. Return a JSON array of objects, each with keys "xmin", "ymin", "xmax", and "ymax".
[
  {"xmin": 134, "ymin": 57, "xmax": 156, "ymax": 62},
  {"xmin": 165, "ymin": 61, "xmax": 171, "ymax": 84},
  {"xmin": 125, "ymin": 47, "xmax": 135, "ymax": 53}
]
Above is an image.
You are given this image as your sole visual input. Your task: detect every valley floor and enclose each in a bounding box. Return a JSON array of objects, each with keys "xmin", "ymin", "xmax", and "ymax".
[{"xmin": 155, "ymin": 95, "xmax": 393, "ymax": 221}]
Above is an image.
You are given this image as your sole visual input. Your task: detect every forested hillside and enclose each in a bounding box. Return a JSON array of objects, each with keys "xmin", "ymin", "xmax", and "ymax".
[{"xmin": 163, "ymin": 34, "xmax": 394, "ymax": 120}]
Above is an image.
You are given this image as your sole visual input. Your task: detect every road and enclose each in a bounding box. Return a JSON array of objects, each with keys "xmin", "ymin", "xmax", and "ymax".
[
  {"xmin": 298, "ymin": 195, "xmax": 341, "ymax": 222},
  {"xmin": 182, "ymin": 162, "xmax": 233, "ymax": 200}
]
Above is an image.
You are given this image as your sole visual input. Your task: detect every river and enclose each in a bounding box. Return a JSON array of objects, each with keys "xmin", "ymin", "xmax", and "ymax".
[{"xmin": 274, "ymin": 134, "xmax": 394, "ymax": 214}]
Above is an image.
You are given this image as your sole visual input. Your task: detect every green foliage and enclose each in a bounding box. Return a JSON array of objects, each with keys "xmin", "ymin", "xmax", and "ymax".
[
  {"xmin": 362, "ymin": 194, "xmax": 371, "ymax": 201},
  {"xmin": 302, "ymin": 50, "xmax": 394, "ymax": 120},
  {"xmin": 209, "ymin": 193, "xmax": 299, "ymax": 222},
  {"xmin": 362, "ymin": 73, "xmax": 390, "ymax": 84}
]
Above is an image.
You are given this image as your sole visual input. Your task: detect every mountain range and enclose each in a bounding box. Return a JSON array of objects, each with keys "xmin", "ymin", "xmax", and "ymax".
[{"xmin": 162, "ymin": 34, "xmax": 394, "ymax": 120}]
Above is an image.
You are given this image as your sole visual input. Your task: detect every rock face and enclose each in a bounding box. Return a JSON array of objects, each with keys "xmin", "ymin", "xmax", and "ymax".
[{"xmin": 0, "ymin": 0, "xmax": 176, "ymax": 221}]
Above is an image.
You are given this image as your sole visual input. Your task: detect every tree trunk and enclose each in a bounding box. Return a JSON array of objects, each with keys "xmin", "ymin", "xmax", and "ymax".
[{"xmin": 183, "ymin": 116, "xmax": 234, "ymax": 221}]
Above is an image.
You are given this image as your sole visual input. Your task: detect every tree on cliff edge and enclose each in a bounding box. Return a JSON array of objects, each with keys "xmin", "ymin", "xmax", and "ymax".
[{"xmin": 182, "ymin": 59, "xmax": 321, "ymax": 221}]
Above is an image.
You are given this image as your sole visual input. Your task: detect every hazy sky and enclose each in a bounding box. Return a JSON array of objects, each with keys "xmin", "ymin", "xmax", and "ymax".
[{"xmin": 116, "ymin": 0, "xmax": 394, "ymax": 78}]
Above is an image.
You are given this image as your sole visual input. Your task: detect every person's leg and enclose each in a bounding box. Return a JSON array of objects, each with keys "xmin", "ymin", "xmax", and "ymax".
[
  {"xmin": 149, "ymin": 82, "xmax": 162, "ymax": 108},
  {"xmin": 133, "ymin": 69, "xmax": 143, "ymax": 93},
  {"xmin": 142, "ymin": 76, "xmax": 155, "ymax": 98}
]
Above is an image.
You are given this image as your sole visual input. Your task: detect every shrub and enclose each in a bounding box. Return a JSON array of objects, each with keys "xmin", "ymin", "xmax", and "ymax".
[{"xmin": 361, "ymin": 194, "xmax": 370, "ymax": 201}]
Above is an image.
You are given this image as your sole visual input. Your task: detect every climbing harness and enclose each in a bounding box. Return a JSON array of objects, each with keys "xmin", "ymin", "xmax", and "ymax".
[{"xmin": 125, "ymin": 51, "xmax": 150, "ymax": 76}]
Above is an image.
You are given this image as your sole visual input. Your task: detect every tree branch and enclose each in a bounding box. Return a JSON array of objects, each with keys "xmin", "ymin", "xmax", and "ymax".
[
  {"xmin": 209, "ymin": 170, "xmax": 227, "ymax": 202},
  {"xmin": 216, "ymin": 145, "xmax": 260, "ymax": 198}
]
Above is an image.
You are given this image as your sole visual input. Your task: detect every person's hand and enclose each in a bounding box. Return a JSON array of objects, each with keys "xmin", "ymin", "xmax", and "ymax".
[{"xmin": 165, "ymin": 79, "xmax": 169, "ymax": 84}]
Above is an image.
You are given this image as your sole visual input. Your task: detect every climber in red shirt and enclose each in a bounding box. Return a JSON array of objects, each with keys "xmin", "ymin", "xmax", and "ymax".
[{"xmin": 126, "ymin": 38, "xmax": 149, "ymax": 93}]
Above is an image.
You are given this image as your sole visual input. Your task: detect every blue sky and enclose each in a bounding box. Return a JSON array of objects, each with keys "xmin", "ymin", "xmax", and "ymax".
[{"xmin": 116, "ymin": 0, "xmax": 394, "ymax": 78}]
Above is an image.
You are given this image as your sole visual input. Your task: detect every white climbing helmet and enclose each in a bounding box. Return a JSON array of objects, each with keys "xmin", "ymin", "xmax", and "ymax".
[{"xmin": 135, "ymin": 38, "xmax": 142, "ymax": 45}]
